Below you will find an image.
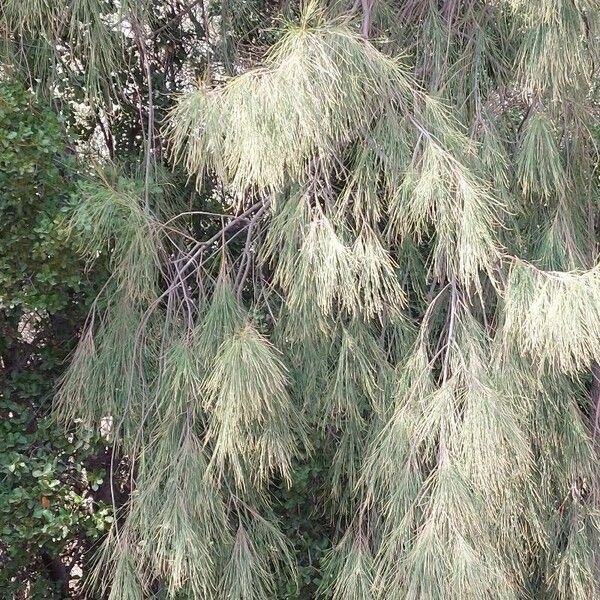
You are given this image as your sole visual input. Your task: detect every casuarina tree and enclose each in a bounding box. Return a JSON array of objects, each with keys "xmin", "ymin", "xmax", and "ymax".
[{"xmin": 2, "ymin": 1, "xmax": 600, "ymax": 599}]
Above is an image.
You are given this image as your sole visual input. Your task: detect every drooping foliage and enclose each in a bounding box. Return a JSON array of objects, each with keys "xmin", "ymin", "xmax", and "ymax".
[{"xmin": 3, "ymin": 0, "xmax": 600, "ymax": 599}]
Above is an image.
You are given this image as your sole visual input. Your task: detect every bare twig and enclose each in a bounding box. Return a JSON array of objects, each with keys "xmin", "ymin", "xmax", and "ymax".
[
  {"xmin": 361, "ymin": 0, "xmax": 374, "ymax": 38},
  {"xmin": 234, "ymin": 215, "xmax": 261, "ymax": 298}
]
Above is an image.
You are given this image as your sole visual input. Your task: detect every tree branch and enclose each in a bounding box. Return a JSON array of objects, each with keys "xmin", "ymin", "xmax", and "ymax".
[{"xmin": 361, "ymin": 0, "xmax": 374, "ymax": 38}]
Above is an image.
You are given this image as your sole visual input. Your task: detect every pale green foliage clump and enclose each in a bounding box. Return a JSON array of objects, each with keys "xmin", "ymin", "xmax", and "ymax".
[
  {"xmin": 127, "ymin": 430, "xmax": 227, "ymax": 598},
  {"xmin": 204, "ymin": 322, "xmax": 307, "ymax": 487},
  {"xmin": 282, "ymin": 210, "xmax": 405, "ymax": 321},
  {"xmin": 515, "ymin": 0, "xmax": 598, "ymax": 101},
  {"xmin": 67, "ymin": 174, "xmax": 162, "ymax": 301},
  {"xmin": 220, "ymin": 520, "xmax": 296, "ymax": 600},
  {"xmin": 54, "ymin": 174, "xmax": 164, "ymax": 439},
  {"xmin": 322, "ymin": 534, "xmax": 374, "ymax": 600},
  {"xmin": 503, "ymin": 261, "xmax": 600, "ymax": 373},
  {"xmin": 390, "ymin": 136, "xmax": 503, "ymax": 285},
  {"xmin": 516, "ymin": 110, "xmax": 566, "ymax": 199},
  {"xmin": 168, "ymin": 5, "xmax": 415, "ymax": 193},
  {"xmin": 196, "ymin": 276, "xmax": 246, "ymax": 364},
  {"xmin": 323, "ymin": 320, "xmax": 393, "ymax": 499},
  {"xmin": 53, "ymin": 298, "xmax": 147, "ymax": 436}
]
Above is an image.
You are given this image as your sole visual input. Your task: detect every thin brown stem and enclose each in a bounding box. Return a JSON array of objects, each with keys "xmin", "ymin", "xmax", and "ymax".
[{"xmin": 361, "ymin": 0, "xmax": 374, "ymax": 38}]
